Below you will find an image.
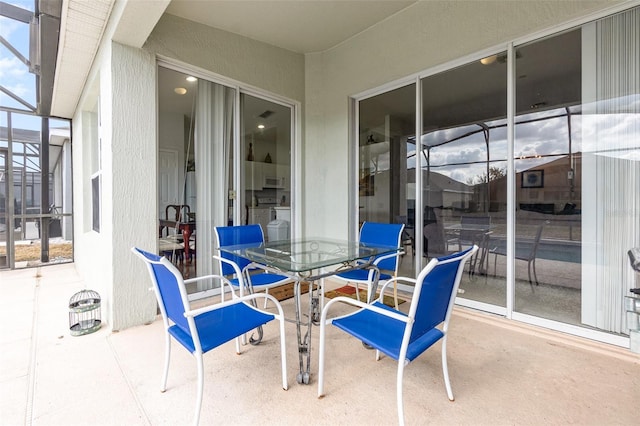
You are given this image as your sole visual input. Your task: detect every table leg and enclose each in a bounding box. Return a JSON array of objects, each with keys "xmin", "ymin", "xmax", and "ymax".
[
  {"xmin": 294, "ymin": 278, "xmax": 311, "ymax": 384},
  {"xmin": 182, "ymin": 225, "xmax": 192, "ymax": 264}
]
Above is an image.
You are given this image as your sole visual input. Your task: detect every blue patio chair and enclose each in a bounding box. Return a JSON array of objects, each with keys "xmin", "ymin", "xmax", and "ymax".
[
  {"xmin": 318, "ymin": 245, "xmax": 478, "ymax": 426},
  {"xmin": 333, "ymin": 222, "xmax": 404, "ymax": 308},
  {"xmin": 214, "ymin": 224, "xmax": 293, "ymax": 299},
  {"xmin": 131, "ymin": 247, "xmax": 288, "ymax": 425}
]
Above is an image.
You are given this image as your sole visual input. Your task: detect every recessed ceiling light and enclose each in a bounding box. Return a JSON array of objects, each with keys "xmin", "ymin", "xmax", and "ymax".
[
  {"xmin": 480, "ymin": 55, "xmax": 497, "ymax": 65},
  {"xmin": 257, "ymin": 124, "xmax": 265, "ymax": 129},
  {"xmin": 174, "ymin": 87, "xmax": 187, "ymax": 95},
  {"xmin": 186, "ymin": 76, "xmax": 197, "ymax": 82}
]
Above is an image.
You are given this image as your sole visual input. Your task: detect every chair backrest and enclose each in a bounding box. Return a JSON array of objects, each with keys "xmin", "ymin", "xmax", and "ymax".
[
  {"xmin": 214, "ymin": 224, "xmax": 265, "ymax": 276},
  {"xmin": 166, "ymin": 204, "xmax": 191, "ymax": 222},
  {"xmin": 407, "ymin": 246, "xmax": 477, "ymax": 342},
  {"xmin": 359, "ymin": 222, "xmax": 404, "ymax": 272},
  {"xmin": 459, "ymin": 215, "xmax": 490, "ymax": 242},
  {"xmin": 527, "ymin": 220, "xmax": 549, "ymax": 260},
  {"xmin": 131, "ymin": 247, "xmax": 190, "ymax": 334}
]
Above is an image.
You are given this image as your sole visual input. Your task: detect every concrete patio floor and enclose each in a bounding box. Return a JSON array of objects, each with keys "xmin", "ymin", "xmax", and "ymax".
[{"xmin": 1, "ymin": 263, "xmax": 638, "ymax": 425}]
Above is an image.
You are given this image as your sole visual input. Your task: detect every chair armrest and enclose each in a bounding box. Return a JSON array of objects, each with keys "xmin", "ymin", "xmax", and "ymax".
[
  {"xmin": 213, "ymin": 255, "xmax": 244, "ymax": 278},
  {"xmin": 320, "ymin": 295, "xmax": 409, "ymax": 324},
  {"xmin": 244, "ymin": 262, "xmax": 275, "ymax": 274},
  {"xmin": 372, "ymin": 251, "xmax": 403, "ymax": 266},
  {"xmin": 185, "ymin": 290, "xmax": 285, "ymax": 320},
  {"xmin": 183, "ymin": 274, "xmax": 219, "ymax": 285},
  {"xmin": 377, "ymin": 276, "xmax": 417, "ymax": 297}
]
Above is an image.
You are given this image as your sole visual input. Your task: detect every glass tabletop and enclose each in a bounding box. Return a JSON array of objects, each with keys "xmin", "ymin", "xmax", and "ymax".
[
  {"xmin": 444, "ymin": 223, "xmax": 495, "ymax": 232},
  {"xmin": 218, "ymin": 237, "xmax": 400, "ymax": 273}
]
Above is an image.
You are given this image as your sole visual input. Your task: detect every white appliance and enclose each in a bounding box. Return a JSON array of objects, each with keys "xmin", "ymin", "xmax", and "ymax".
[
  {"xmin": 267, "ymin": 220, "xmax": 289, "ymax": 241},
  {"xmin": 268, "ymin": 207, "xmax": 291, "ymax": 241},
  {"xmin": 263, "ymin": 175, "xmax": 286, "ymax": 189},
  {"xmin": 274, "ymin": 207, "xmax": 291, "ymax": 222}
]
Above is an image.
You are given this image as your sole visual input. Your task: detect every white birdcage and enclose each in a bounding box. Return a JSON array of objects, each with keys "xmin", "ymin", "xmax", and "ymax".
[{"xmin": 68, "ymin": 290, "xmax": 101, "ymax": 336}]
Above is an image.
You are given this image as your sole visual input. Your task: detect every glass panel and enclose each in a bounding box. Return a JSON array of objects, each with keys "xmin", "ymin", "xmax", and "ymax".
[
  {"xmin": 358, "ymin": 84, "xmax": 416, "ymax": 277},
  {"xmin": 514, "ymin": 29, "xmax": 583, "ymax": 324},
  {"xmin": 581, "ymin": 8, "xmax": 640, "ymax": 336},
  {"xmin": 241, "ymin": 94, "xmax": 292, "ymax": 241},
  {"xmin": 421, "ymin": 55, "xmax": 507, "ymax": 305},
  {"xmin": 157, "ymin": 67, "xmax": 198, "ymax": 280},
  {"xmin": 0, "ymin": 112, "xmax": 73, "ymax": 268}
]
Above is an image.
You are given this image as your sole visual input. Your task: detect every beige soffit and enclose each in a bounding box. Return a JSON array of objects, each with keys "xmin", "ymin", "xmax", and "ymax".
[
  {"xmin": 51, "ymin": 0, "xmax": 114, "ymax": 118},
  {"xmin": 51, "ymin": 0, "xmax": 170, "ymax": 118}
]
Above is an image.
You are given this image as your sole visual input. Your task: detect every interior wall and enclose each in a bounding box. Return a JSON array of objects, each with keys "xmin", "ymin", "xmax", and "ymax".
[
  {"xmin": 158, "ymin": 111, "xmax": 185, "ymax": 217},
  {"xmin": 303, "ymin": 0, "xmax": 621, "ymax": 239}
]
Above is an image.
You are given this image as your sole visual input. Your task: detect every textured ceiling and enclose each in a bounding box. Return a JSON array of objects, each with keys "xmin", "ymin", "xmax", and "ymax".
[{"xmin": 165, "ymin": 0, "xmax": 417, "ymax": 53}]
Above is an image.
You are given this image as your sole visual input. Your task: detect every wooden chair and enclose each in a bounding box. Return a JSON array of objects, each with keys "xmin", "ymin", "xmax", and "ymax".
[{"xmin": 166, "ymin": 204, "xmax": 191, "ymax": 223}]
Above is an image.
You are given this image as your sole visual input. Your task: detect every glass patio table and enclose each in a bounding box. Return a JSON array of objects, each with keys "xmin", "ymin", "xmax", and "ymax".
[
  {"xmin": 218, "ymin": 237, "xmax": 400, "ymax": 385},
  {"xmin": 444, "ymin": 223, "xmax": 495, "ymax": 275}
]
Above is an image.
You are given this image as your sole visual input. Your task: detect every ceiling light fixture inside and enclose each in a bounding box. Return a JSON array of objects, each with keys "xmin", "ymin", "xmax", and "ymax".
[
  {"xmin": 186, "ymin": 76, "xmax": 197, "ymax": 82},
  {"xmin": 480, "ymin": 55, "xmax": 497, "ymax": 65},
  {"xmin": 174, "ymin": 87, "xmax": 187, "ymax": 95},
  {"xmin": 258, "ymin": 124, "xmax": 265, "ymax": 129}
]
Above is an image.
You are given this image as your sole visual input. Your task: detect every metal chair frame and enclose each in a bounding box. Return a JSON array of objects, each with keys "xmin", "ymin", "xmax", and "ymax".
[
  {"xmin": 131, "ymin": 247, "xmax": 288, "ymax": 425},
  {"xmin": 318, "ymin": 246, "xmax": 478, "ymax": 426}
]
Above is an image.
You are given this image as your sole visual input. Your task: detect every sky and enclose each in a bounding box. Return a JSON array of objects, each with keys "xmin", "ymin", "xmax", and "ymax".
[{"xmin": 0, "ymin": 0, "xmax": 46, "ymax": 130}]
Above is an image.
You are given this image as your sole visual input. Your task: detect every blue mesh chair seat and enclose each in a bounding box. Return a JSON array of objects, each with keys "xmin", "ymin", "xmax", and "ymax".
[
  {"xmin": 318, "ymin": 245, "xmax": 478, "ymax": 426},
  {"xmin": 132, "ymin": 247, "xmax": 288, "ymax": 425}
]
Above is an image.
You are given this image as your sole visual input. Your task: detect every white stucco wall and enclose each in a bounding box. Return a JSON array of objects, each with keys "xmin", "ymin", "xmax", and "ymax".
[
  {"xmin": 72, "ymin": 101, "xmax": 113, "ymax": 326},
  {"xmin": 302, "ymin": 0, "xmax": 622, "ymax": 239},
  {"xmin": 109, "ymin": 42, "xmax": 158, "ymax": 330},
  {"xmin": 72, "ymin": 41, "xmax": 158, "ymax": 331}
]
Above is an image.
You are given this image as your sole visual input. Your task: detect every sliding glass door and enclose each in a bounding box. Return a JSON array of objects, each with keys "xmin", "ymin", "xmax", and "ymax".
[
  {"xmin": 420, "ymin": 56, "xmax": 508, "ymax": 307},
  {"xmin": 354, "ymin": 6, "xmax": 639, "ymax": 342},
  {"xmin": 157, "ymin": 65, "xmax": 295, "ymax": 295},
  {"xmin": 357, "ymin": 84, "xmax": 416, "ymax": 276},
  {"xmin": 241, "ymin": 94, "xmax": 293, "ymax": 240},
  {"xmin": 579, "ymin": 9, "xmax": 639, "ymax": 335},
  {"xmin": 512, "ymin": 30, "xmax": 583, "ymax": 323}
]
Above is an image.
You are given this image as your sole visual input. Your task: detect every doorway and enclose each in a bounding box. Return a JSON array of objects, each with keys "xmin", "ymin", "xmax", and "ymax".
[{"xmin": 157, "ymin": 65, "xmax": 296, "ymax": 290}]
